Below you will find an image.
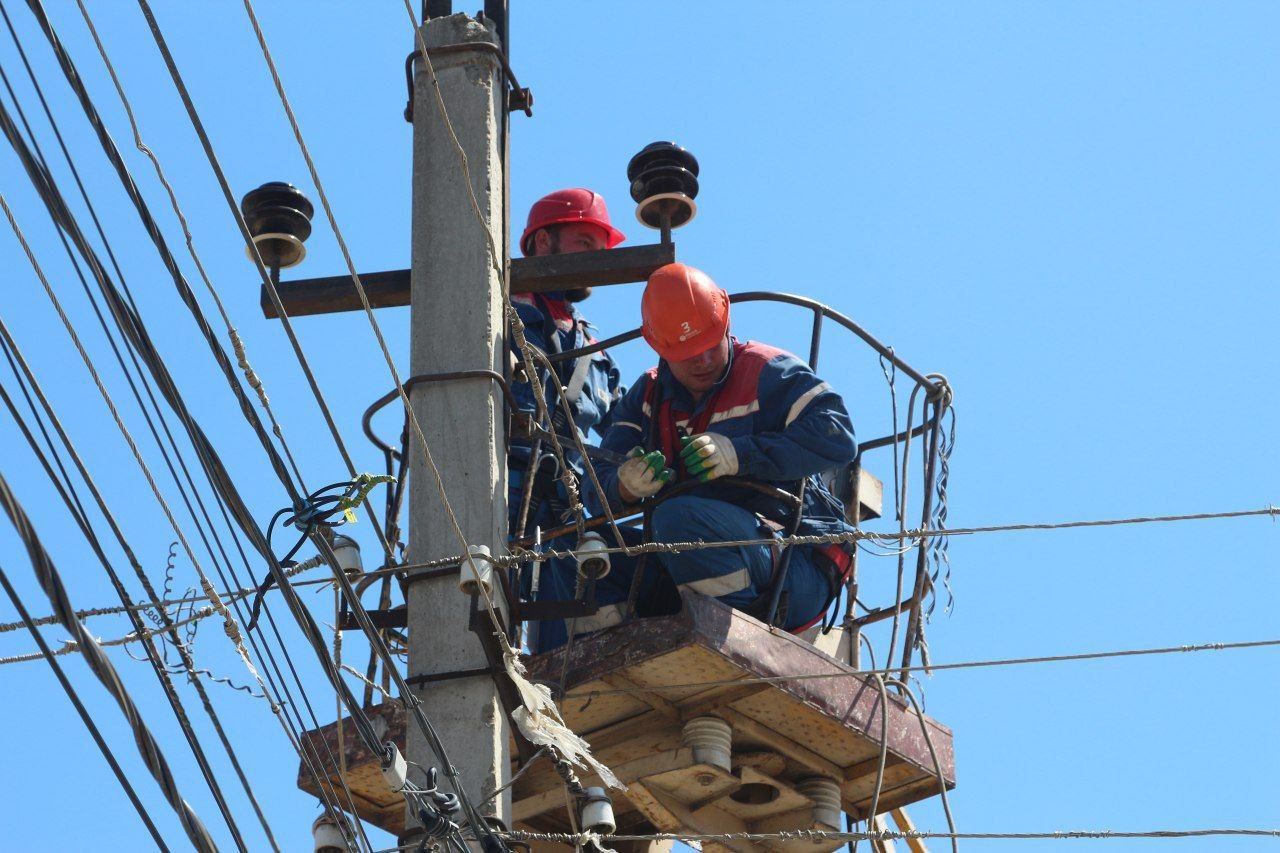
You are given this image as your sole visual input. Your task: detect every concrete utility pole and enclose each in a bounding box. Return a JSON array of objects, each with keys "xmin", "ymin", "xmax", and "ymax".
[{"xmin": 405, "ymin": 11, "xmax": 510, "ymax": 843}]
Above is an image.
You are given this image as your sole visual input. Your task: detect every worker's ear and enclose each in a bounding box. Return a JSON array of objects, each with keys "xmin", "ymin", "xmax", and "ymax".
[{"xmin": 533, "ymin": 228, "xmax": 554, "ymax": 255}]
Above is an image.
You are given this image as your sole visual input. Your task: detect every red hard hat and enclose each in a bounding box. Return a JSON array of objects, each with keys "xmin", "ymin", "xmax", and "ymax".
[
  {"xmin": 519, "ymin": 188, "xmax": 625, "ymax": 256},
  {"xmin": 641, "ymin": 263, "xmax": 730, "ymax": 362}
]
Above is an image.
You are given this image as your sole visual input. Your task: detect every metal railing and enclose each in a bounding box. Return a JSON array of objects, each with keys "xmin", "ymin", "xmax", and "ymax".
[{"xmin": 361, "ymin": 291, "xmax": 952, "ymax": 683}]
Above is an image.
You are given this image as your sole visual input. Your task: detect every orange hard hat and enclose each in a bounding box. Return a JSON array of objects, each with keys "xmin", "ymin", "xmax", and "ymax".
[
  {"xmin": 520, "ymin": 188, "xmax": 625, "ymax": 256},
  {"xmin": 641, "ymin": 263, "xmax": 730, "ymax": 362}
]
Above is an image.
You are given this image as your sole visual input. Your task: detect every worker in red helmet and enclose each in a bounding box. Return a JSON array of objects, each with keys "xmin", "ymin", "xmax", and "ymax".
[
  {"xmin": 510, "ymin": 189, "xmax": 626, "ymax": 650},
  {"xmin": 566, "ymin": 262, "xmax": 859, "ymax": 640},
  {"xmin": 519, "ymin": 188, "xmax": 625, "ymax": 298}
]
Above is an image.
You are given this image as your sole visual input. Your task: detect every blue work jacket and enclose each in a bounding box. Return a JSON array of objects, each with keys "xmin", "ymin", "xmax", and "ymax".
[
  {"xmin": 588, "ymin": 338, "xmax": 858, "ymax": 537},
  {"xmin": 508, "ymin": 292, "xmax": 623, "ymax": 527}
]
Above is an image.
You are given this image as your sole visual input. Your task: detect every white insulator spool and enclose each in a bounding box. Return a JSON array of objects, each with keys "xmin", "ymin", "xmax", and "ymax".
[
  {"xmin": 330, "ymin": 533, "xmax": 363, "ymax": 579},
  {"xmin": 580, "ymin": 787, "xmax": 616, "ymax": 835},
  {"xmin": 796, "ymin": 776, "xmax": 842, "ymax": 829},
  {"xmin": 576, "ymin": 531, "xmax": 610, "ymax": 580},
  {"xmin": 380, "ymin": 742, "xmax": 409, "ymax": 793},
  {"xmin": 312, "ymin": 812, "xmax": 348, "ymax": 853},
  {"xmin": 458, "ymin": 544, "xmax": 494, "ymax": 597},
  {"xmin": 682, "ymin": 716, "xmax": 732, "ymax": 771}
]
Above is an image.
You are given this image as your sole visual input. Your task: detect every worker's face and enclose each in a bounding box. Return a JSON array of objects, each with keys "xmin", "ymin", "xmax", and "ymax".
[
  {"xmin": 534, "ymin": 223, "xmax": 609, "ymax": 301},
  {"xmin": 668, "ymin": 334, "xmax": 730, "ymax": 395}
]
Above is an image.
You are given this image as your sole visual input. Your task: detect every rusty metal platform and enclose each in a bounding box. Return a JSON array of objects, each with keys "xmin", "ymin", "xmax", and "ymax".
[{"xmin": 297, "ymin": 592, "xmax": 955, "ymax": 849}]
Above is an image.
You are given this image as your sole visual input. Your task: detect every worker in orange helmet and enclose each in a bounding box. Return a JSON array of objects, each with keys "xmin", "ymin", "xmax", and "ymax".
[
  {"xmin": 511, "ymin": 189, "xmax": 627, "ymax": 650},
  {"xmin": 571, "ymin": 262, "xmax": 859, "ymax": 640}
]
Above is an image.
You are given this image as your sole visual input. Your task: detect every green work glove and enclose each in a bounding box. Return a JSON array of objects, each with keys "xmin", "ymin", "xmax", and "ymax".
[
  {"xmin": 618, "ymin": 446, "xmax": 673, "ymax": 500},
  {"xmin": 679, "ymin": 433, "xmax": 740, "ymax": 482}
]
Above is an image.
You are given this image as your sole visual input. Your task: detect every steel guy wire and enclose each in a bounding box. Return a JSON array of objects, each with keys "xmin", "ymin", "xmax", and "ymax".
[
  {"xmin": 0, "ymin": 284, "xmax": 256, "ymax": 843},
  {"xmin": 0, "ymin": 467, "xmax": 218, "ymax": 852},
  {"xmin": 2, "ymin": 0, "xmax": 315, "ymax": 704},
  {"xmin": 243, "ymin": 0, "xmax": 514, "ymax": 656},
  {"xmin": 384, "ymin": 6, "xmax": 626, "ymax": 806},
  {"xmin": 73, "ymin": 0, "xmax": 310, "ymax": 496},
  {"xmin": 26, "ymin": 502, "xmax": 1275, "ymax": 628},
  {"xmin": 0, "ymin": 557, "xmax": 169, "ymax": 851},
  {"xmin": 503, "ymin": 504, "xmax": 1280, "ymax": 566},
  {"xmin": 557, "ymin": 637, "xmax": 1280, "ymax": 702},
  {"xmin": 0, "ymin": 76, "xmax": 268, "ymax": 853},
  {"xmin": 885, "ymin": 677, "xmax": 957, "ymax": 852},
  {"xmin": 0, "ymin": 184, "xmax": 371, "ymax": 845},
  {"xmin": 499, "ymin": 828, "xmax": 1280, "ymax": 845},
  {"xmin": 396, "ymin": 0, "xmax": 600, "ymax": 557},
  {"xmin": 2, "ymin": 188, "xmax": 278, "ymax": 713},
  {"xmin": 10, "ymin": 0, "xmax": 311, "ymax": 540},
  {"xmin": 133, "ymin": 0, "xmax": 399, "ymax": 566},
  {"xmin": 0, "ymin": 191, "xmax": 362, "ymax": 843},
  {"xmin": 238, "ymin": 3, "xmax": 575, "ymax": 840},
  {"xmin": 19, "ymin": 4, "xmax": 400, "ymax": 841},
  {"xmin": 0, "ymin": 601, "xmax": 232, "ymax": 667},
  {"xmin": 21, "ymin": 5, "xmax": 502, "ymax": 843},
  {"xmin": 0, "ymin": 554, "xmax": 327, "ymax": 635},
  {"xmin": 0, "ymin": 56, "xmax": 365, "ymax": 838}
]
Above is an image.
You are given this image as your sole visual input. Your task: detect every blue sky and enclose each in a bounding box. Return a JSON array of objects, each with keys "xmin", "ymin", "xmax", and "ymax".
[{"xmin": 0, "ymin": 1, "xmax": 1277, "ymax": 850}]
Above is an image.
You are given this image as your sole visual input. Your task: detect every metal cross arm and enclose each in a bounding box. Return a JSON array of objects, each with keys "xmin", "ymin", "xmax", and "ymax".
[{"xmin": 257, "ymin": 242, "xmax": 676, "ymax": 319}]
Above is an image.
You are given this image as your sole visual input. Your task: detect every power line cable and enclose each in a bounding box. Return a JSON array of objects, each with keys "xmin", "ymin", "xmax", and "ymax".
[
  {"xmin": 242, "ymin": 1, "xmax": 620, "ymax": 829},
  {"xmin": 7, "ymin": 3, "xmax": 383, "ymax": 840},
  {"xmin": 0, "ymin": 51, "xmax": 373, "ymax": 840},
  {"xmin": 0, "ymin": 559, "xmax": 169, "ymax": 850},
  {"xmin": 0, "ymin": 181, "xmax": 371, "ymax": 847},
  {"xmin": 71, "ymin": 0, "xmax": 306, "ymax": 500},
  {"xmin": 0, "ymin": 72, "xmax": 270, "ymax": 853},
  {"xmin": 1, "ymin": 183, "xmax": 277, "ymax": 736},
  {"xmin": 498, "ymin": 828, "xmax": 1280, "ymax": 845},
  {"xmin": 0, "ymin": 333, "xmax": 257, "ymax": 851},
  {"xmin": 0, "ymin": 184, "xmax": 383, "ymax": 844},
  {"xmin": 0, "ymin": 466, "xmax": 217, "ymax": 851},
  {"xmin": 132, "ymin": 0, "xmax": 399, "ymax": 565},
  {"xmin": 560, "ymin": 636, "xmax": 1280, "ymax": 701},
  {"xmin": 0, "ymin": 555, "xmax": 326, "ymax": 634},
  {"xmin": 7, "ymin": 2, "xmax": 474, "ymax": 828},
  {"xmin": 505, "ymin": 504, "xmax": 1280, "ymax": 566}
]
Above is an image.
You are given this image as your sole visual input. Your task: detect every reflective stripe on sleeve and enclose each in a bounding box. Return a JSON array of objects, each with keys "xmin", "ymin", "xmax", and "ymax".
[
  {"xmin": 785, "ymin": 381, "xmax": 832, "ymax": 427},
  {"xmin": 679, "ymin": 567, "xmax": 752, "ymax": 598}
]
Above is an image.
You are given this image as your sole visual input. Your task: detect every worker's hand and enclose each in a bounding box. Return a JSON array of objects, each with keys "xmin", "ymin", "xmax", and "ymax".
[
  {"xmin": 617, "ymin": 447, "xmax": 673, "ymax": 502},
  {"xmin": 680, "ymin": 432, "xmax": 739, "ymax": 481}
]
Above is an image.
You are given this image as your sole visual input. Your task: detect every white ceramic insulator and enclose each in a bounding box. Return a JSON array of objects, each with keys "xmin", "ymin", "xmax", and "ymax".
[
  {"xmin": 331, "ymin": 533, "xmax": 363, "ymax": 579},
  {"xmin": 458, "ymin": 544, "xmax": 493, "ymax": 597},
  {"xmin": 381, "ymin": 742, "xmax": 409, "ymax": 793},
  {"xmin": 576, "ymin": 531, "xmax": 610, "ymax": 579},
  {"xmin": 796, "ymin": 776, "xmax": 842, "ymax": 829},
  {"xmin": 312, "ymin": 814, "xmax": 347, "ymax": 853},
  {"xmin": 580, "ymin": 787, "xmax": 616, "ymax": 835},
  {"xmin": 682, "ymin": 716, "xmax": 732, "ymax": 772}
]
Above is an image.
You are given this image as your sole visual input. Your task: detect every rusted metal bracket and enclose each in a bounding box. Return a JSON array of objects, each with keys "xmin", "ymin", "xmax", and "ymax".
[
  {"xmin": 337, "ymin": 606, "xmax": 407, "ymax": 631},
  {"xmin": 259, "ymin": 242, "xmax": 675, "ymax": 319},
  {"xmin": 405, "ymin": 666, "xmax": 499, "ymax": 687},
  {"xmin": 404, "ymin": 44, "xmax": 532, "ymax": 121}
]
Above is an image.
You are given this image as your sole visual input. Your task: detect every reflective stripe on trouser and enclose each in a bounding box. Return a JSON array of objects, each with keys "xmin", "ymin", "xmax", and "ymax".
[{"xmin": 533, "ymin": 494, "xmax": 833, "ymax": 652}]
